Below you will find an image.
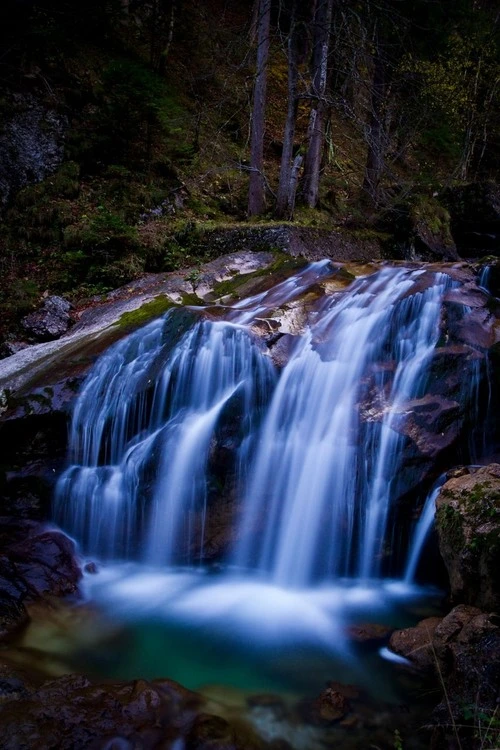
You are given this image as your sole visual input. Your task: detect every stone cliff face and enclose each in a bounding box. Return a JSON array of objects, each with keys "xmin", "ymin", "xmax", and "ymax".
[{"xmin": 0, "ymin": 93, "xmax": 67, "ymax": 209}]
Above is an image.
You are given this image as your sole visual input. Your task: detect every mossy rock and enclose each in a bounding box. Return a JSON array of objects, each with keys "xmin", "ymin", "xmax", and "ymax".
[{"xmin": 436, "ymin": 465, "xmax": 500, "ymax": 610}]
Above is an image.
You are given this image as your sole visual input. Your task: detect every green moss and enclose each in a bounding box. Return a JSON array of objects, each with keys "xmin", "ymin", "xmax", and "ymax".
[
  {"xmin": 204, "ymin": 251, "xmax": 303, "ymax": 304},
  {"xmin": 117, "ymin": 295, "xmax": 174, "ymax": 330},
  {"xmin": 460, "ymin": 483, "xmax": 500, "ymax": 523},
  {"xmin": 180, "ymin": 293, "xmax": 204, "ymax": 306},
  {"xmin": 436, "ymin": 503, "xmax": 464, "ymax": 551}
]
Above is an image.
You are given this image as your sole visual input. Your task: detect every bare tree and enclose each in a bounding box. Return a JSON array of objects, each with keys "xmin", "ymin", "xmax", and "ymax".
[
  {"xmin": 301, "ymin": 0, "xmax": 334, "ymax": 209},
  {"xmin": 248, "ymin": 0, "xmax": 271, "ymax": 217},
  {"xmin": 275, "ymin": 0, "xmax": 300, "ymax": 218},
  {"xmin": 362, "ymin": 25, "xmax": 390, "ymax": 205}
]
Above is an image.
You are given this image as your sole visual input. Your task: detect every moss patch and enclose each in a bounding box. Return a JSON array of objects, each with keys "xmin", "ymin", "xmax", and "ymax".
[{"xmin": 117, "ymin": 295, "xmax": 174, "ymax": 331}]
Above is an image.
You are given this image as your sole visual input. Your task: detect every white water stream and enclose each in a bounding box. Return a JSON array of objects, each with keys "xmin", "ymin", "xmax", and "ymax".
[{"xmin": 53, "ymin": 261, "xmax": 485, "ymax": 679}]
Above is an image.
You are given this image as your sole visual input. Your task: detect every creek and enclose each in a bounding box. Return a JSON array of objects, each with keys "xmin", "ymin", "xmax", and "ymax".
[{"xmin": 49, "ymin": 259, "xmax": 492, "ymax": 746}]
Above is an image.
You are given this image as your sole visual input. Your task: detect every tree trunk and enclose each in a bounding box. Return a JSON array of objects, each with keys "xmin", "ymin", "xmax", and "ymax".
[
  {"xmin": 301, "ymin": 0, "xmax": 334, "ymax": 209},
  {"xmin": 362, "ymin": 34, "xmax": 388, "ymax": 205},
  {"xmin": 288, "ymin": 154, "xmax": 303, "ymax": 219},
  {"xmin": 276, "ymin": 0, "xmax": 299, "ymax": 218},
  {"xmin": 248, "ymin": 0, "xmax": 271, "ymax": 217}
]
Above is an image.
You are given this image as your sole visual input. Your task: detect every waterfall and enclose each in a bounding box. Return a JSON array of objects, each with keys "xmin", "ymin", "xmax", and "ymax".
[
  {"xmin": 404, "ymin": 476, "xmax": 445, "ymax": 584},
  {"xmin": 56, "ymin": 262, "xmax": 465, "ymax": 587},
  {"xmin": 478, "ymin": 265, "xmax": 491, "ymax": 293},
  {"xmin": 55, "ymin": 314, "xmax": 276, "ymax": 562},
  {"xmin": 234, "ymin": 268, "xmax": 454, "ymax": 585}
]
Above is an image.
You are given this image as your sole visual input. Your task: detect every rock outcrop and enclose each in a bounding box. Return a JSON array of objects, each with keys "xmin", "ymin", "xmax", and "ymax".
[
  {"xmin": 21, "ymin": 296, "xmax": 73, "ymax": 342},
  {"xmin": 442, "ymin": 182, "xmax": 500, "ymax": 256},
  {"xmin": 390, "ymin": 604, "xmax": 500, "ymax": 748},
  {"xmin": 0, "ymin": 93, "xmax": 67, "ymax": 209},
  {"xmin": 0, "ymin": 517, "xmax": 82, "ymax": 639},
  {"xmin": 435, "ymin": 464, "xmax": 500, "ymax": 611}
]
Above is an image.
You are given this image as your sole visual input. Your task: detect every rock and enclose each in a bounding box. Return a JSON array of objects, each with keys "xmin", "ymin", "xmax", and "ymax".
[
  {"xmin": 8, "ymin": 529, "xmax": 82, "ymax": 599},
  {"xmin": 187, "ymin": 714, "xmax": 237, "ymax": 750},
  {"xmin": 0, "ymin": 673, "xmax": 197, "ymax": 750},
  {"xmin": 442, "ymin": 182, "xmax": 500, "ymax": 255},
  {"xmin": 268, "ymin": 334, "xmax": 297, "ymax": 368},
  {"xmin": 429, "ymin": 605, "xmax": 500, "ymax": 743},
  {"xmin": 388, "ymin": 616, "xmax": 442, "ymax": 671},
  {"xmin": 435, "ymin": 464, "xmax": 500, "ymax": 610},
  {"xmin": 390, "ymin": 196, "xmax": 458, "ymax": 261},
  {"xmin": 390, "ymin": 394, "xmax": 462, "ymax": 457},
  {"xmin": 0, "ymin": 341, "xmax": 29, "ymax": 359},
  {"xmin": 0, "ymin": 519, "xmax": 82, "ymax": 644},
  {"xmin": 0, "ymin": 93, "xmax": 67, "ymax": 208},
  {"xmin": 347, "ymin": 623, "xmax": 392, "ymax": 643},
  {"xmin": 0, "ymin": 593, "xmax": 29, "ymax": 640},
  {"xmin": 21, "ymin": 296, "xmax": 73, "ymax": 342},
  {"xmin": 301, "ymin": 687, "xmax": 349, "ymax": 725}
]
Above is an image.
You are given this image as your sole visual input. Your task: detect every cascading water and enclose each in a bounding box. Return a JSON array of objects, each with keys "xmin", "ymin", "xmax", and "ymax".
[
  {"xmin": 56, "ymin": 263, "xmax": 462, "ymax": 580},
  {"xmin": 55, "ymin": 315, "xmax": 276, "ymax": 563},
  {"xmin": 403, "ymin": 475, "xmax": 446, "ymax": 584},
  {"xmin": 235, "ymin": 268, "xmax": 454, "ymax": 585},
  {"xmin": 53, "ymin": 259, "xmax": 492, "ymax": 703}
]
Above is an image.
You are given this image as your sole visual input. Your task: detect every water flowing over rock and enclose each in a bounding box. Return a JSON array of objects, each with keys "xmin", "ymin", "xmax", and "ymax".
[{"xmin": 54, "ymin": 261, "xmax": 495, "ymax": 585}]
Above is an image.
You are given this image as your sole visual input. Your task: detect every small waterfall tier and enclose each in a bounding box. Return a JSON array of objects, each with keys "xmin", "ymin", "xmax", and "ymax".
[
  {"xmin": 55, "ymin": 314, "xmax": 276, "ymax": 563},
  {"xmin": 234, "ymin": 267, "xmax": 454, "ymax": 584},
  {"xmin": 56, "ymin": 262, "xmax": 488, "ymax": 587}
]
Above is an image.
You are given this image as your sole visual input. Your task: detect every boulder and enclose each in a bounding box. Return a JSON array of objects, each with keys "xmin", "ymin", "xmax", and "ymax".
[
  {"xmin": 21, "ymin": 296, "xmax": 73, "ymax": 342},
  {"xmin": 390, "ymin": 605, "xmax": 500, "ymax": 747},
  {"xmin": 389, "ymin": 195, "xmax": 458, "ymax": 261},
  {"xmin": 441, "ymin": 182, "xmax": 500, "ymax": 255},
  {"xmin": 388, "ymin": 616, "xmax": 442, "ymax": 671},
  {"xmin": 300, "ymin": 686, "xmax": 350, "ymax": 725},
  {"xmin": 435, "ymin": 464, "xmax": 500, "ymax": 610},
  {"xmin": 0, "ymin": 519, "xmax": 82, "ymax": 640}
]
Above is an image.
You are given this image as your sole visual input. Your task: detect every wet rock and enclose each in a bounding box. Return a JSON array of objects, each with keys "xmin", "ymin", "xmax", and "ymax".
[
  {"xmin": 0, "ymin": 519, "xmax": 82, "ymax": 644},
  {"xmin": 8, "ymin": 529, "xmax": 82, "ymax": 599},
  {"xmin": 435, "ymin": 464, "xmax": 500, "ymax": 610},
  {"xmin": 0, "ymin": 593, "xmax": 29, "ymax": 640},
  {"xmin": 21, "ymin": 296, "xmax": 73, "ymax": 342},
  {"xmin": 347, "ymin": 623, "xmax": 392, "ymax": 643},
  {"xmin": 388, "ymin": 616, "xmax": 442, "ymax": 671},
  {"xmin": 0, "ymin": 673, "xmax": 192, "ymax": 749},
  {"xmin": 301, "ymin": 687, "xmax": 349, "ymax": 725},
  {"xmin": 187, "ymin": 714, "xmax": 237, "ymax": 750},
  {"xmin": 268, "ymin": 334, "xmax": 297, "ymax": 368},
  {"xmin": 392, "ymin": 394, "xmax": 462, "ymax": 457}
]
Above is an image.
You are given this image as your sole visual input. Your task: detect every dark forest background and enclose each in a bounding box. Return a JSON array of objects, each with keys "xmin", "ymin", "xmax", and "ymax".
[{"xmin": 0, "ymin": 0, "xmax": 498, "ymax": 340}]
